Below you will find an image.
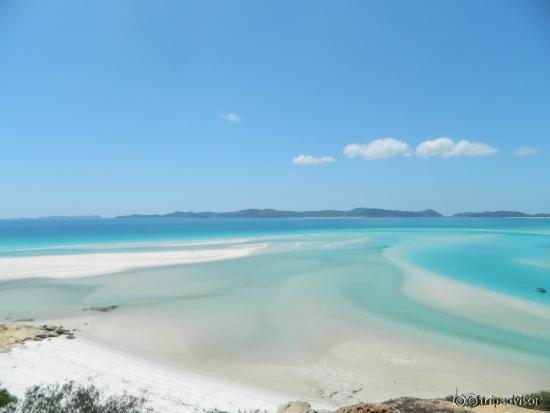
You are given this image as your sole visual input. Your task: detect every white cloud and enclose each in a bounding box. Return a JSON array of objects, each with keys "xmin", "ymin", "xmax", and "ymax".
[
  {"xmin": 514, "ymin": 146, "xmax": 538, "ymax": 156},
  {"xmin": 343, "ymin": 138, "xmax": 410, "ymax": 160},
  {"xmin": 415, "ymin": 137, "xmax": 497, "ymax": 158},
  {"xmin": 292, "ymin": 154, "xmax": 335, "ymax": 166},
  {"xmin": 220, "ymin": 112, "xmax": 241, "ymax": 122}
]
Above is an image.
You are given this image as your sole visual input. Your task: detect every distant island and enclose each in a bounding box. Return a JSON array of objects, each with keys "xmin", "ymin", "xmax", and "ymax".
[
  {"xmin": 4, "ymin": 210, "xmax": 550, "ymax": 220},
  {"xmin": 117, "ymin": 208, "xmax": 443, "ymax": 219},
  {"xmin": 117, "ymin": 209, "xmax": 550, "ymax": 219},
  {"xmin": 453, "ymin": 211, "xmax": 550, "ymax": 218}
]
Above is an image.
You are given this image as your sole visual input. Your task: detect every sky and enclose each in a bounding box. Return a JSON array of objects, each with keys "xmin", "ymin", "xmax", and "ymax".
[{"xmin": 1, "ymin": 0, "xmax": 549, "ymax": 218}]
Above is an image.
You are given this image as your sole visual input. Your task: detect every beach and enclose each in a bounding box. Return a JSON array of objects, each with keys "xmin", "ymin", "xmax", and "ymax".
[
  {"xmin": 0, "ymin": 242, "xmax": 293, "ymax": 412},
  {"xmin": 0, "ymin": 332, "xmax": 293, "ymax": 413},
  {"xmin": 5, "ymin": 0, "xmax": 549, "ymax": 409},
  {"xmin": 1, "ymin": 218, "xmax": 550, "ymax": 411}
]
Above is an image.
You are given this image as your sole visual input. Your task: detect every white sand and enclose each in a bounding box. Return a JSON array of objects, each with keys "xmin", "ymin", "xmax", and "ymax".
[
  {"xmin": 0, "ymin": 244, "xmax": 265, "ymax": 280},
  {"xmin": 0, "ymin": 242, "xmax": 306, "ymax": 412},
  {"xmin": 0, "ymin": 238, "xmax": 256, "ymax": 253},
  {"xmin": 2, "ymin": 242, "xmax": 549, "ymax": 410},
  {"xmin": 0, "ymin": 336, "xmax": 298, "ymax": 413},
  {"xmin": 384, "ymin": 246, "xmax": 550, "ymax": 339}
]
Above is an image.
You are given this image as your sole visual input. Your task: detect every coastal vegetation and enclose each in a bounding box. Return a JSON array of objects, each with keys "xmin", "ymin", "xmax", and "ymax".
[
  {"xmin": 0, "ymin": 384, "xmax": 548, "ymax": 413},
  {"xmin": 0, "ymin": 388, "xmax": 17, "ymax": 409},
  {"xmin": 0, "ymin": 383, "xmax": 149, "ymax": 413},
  {"xmin": 523, "ymin": 392, "xmax": 550, "ymax": 411}
]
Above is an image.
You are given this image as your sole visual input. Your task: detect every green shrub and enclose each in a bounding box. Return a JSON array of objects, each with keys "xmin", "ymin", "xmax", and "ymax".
[
  {"xmin": 0, "ymin": 381, "xmax": 152, "ymax": 413},
  {"xmin": 0, "ymin": 388, "xmax": 17, "ymax": 409},
  {"xmin": 521, "ymin": 391, "xmax": 550, "ymax": 411}
]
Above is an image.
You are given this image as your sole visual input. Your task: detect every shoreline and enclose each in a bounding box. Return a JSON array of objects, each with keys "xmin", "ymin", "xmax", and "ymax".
[
  {"xmin": 1, "ymin": 237, "xmax": 549, "ymax": 411},
  {"xmin": 0, "ymin": 329, "xmax": 306, "ymax": 413},
  {"xmin": 1, "ymin": 320, "xmax": 548, "ymax": 413}
]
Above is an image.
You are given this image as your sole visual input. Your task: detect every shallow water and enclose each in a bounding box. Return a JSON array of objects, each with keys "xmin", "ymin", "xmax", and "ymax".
[{"xmin": 1, "ymin": 218, "xmax": 550, "ymax": 399}]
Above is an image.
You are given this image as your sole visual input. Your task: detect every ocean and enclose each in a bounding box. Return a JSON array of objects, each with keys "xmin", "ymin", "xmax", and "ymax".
[{"xmin": 1, "ymin": 217, "xmax": 549, "ymax": 400}]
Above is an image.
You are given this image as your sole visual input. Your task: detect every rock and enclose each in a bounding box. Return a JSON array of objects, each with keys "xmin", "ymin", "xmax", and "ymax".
[
  {"xmin": 1, "ymin": 324, "xmax": 69, "ymax": 351},
  {"xmin": 277, "ymin": 401, "xmax": 313, "ymax": 413},
  {"xmin": 336, "ymin": 403, "xmax": 397, "ymax": 413},
  {"xmin": 381, "ymin": 398, "xmax": 470, "ymax": 413},
  {"xmin": 84, "ymin": 305, "xmax": 119, "ymax": 312},
  {"xmin": 66, "ymin": 333, "xmax": 76, "ymax": 339},
  {"xmin": 56, "ymin": 327, "xmax": 69, "ymax": 334},
  {"xmin": 473, "ymin": 405, "xmax": 547, "ymax": 412}
]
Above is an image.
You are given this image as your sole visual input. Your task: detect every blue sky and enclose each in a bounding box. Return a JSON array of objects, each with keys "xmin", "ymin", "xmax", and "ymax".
[{"xmin": 1, "ymin": 0, "xmax": 549, "ymax": 217}]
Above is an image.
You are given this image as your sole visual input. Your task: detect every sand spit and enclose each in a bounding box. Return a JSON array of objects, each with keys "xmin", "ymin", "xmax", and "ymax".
[{"xmin": 0, "ymin": 243, "xmax": 265, "ymax": 280}]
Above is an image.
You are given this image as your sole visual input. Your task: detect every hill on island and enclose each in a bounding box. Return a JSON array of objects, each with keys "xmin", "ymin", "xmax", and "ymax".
[
  {"xmin": 118, "ymin": 208, "xmax": 443, "ymax": 219},
  {"xmin": 454, "ymin": 211, "xmax": 550, "ymax": 218}
]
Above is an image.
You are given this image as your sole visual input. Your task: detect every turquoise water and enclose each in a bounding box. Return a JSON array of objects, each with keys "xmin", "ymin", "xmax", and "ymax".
[
  {"xmin": 1, "ymin": 218, "xmax": 549, "ymax": 302},
  {"xmin": 400, "ymin": 231, "xmax": 550, "ymax": 303},
  {"xmin": 2, "ymin": 216, "xmax": 549, "ymax": 252},
  {"xmin": 1, "ymin": 217, "xmax": 550, "ymax": 311},
  {"xmin": 1, "ymin": 217, "xmax": 550, "ymax": 394}
]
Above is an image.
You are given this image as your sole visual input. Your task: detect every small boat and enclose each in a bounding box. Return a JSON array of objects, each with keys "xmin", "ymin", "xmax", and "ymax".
[{"xmin": 535, "ymin": 287, "xmax": 547, "ymax": 293}]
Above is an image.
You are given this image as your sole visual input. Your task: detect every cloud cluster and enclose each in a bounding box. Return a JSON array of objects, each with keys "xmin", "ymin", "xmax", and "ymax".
[
  {"xmin": 514, "ymin": 146, "xmax": 538, "ymax": 157},
  {"xmin": 341, "ymin": 137, "xmax": 497, "ymax": 160},
  {"xmin": 220, "ymin": 112, "xmax": 241, "ymax": 122},
  {"xmin": 293, "ymin": 154, "xmax": 336, "ymax": 166},
  {"xmin": 292, "ymin": 137, "xmax": 541, "ymax": 165},
  {"xmin": 343, "ymin": 138, "xmax": 410, "ymax": 160},
  {"xmin": 415, "ymin": 137, "xmax": 497, "ymax": 158}
]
